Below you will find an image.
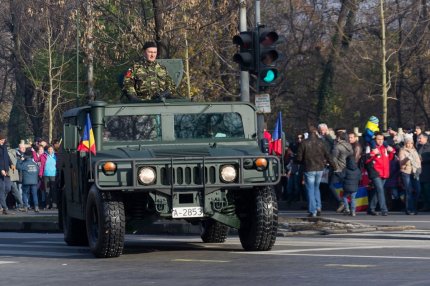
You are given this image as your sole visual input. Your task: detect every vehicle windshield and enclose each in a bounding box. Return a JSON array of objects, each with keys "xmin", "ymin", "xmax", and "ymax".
[
  {"xmin": 102, "ymin": 112, "xmax": 245, "ymax": 142},
  {"xmin": 174, "ymin": 112, "xmax": 245, "ymax": 139},
  {"xmin": 103, "ymin": 115, "xmax": 161, "ymax": 142}
]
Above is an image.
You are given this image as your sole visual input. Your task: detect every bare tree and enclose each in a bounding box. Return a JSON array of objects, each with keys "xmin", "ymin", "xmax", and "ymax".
[{"xmin": 7, "ymin": 0, "xmax": 77, "ymax": 142}]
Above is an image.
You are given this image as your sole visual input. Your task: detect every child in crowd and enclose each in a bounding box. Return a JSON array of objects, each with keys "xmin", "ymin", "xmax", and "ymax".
[
  {"xmin": 364, "ymin": 115, "xmax": 388, "ymax": 155},
  {"xmin": 16, "ymin": 148, "xmax": 40, "ymax": 212},
  {"xmin": 364, "ymin": 116, "xmax": 380, "ymax": 150},
  {"xmin": 342, "ymin": 155, "xmax": 362, "ymax": 216}
]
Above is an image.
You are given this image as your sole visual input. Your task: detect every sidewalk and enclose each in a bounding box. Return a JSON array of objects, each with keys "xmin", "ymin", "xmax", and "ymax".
[
  {"xmin": 0, "ymin": 209, "xmax": 59, "ymax": 232},
  {"xmin": 0, "ymin": 204, "xmax": 427, "ymax": 235}
]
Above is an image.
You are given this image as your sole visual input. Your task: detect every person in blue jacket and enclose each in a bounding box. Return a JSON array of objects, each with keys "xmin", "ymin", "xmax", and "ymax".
[{"xmin": 16, "ymin": 148, "xmax": 40, "ymax": 212}]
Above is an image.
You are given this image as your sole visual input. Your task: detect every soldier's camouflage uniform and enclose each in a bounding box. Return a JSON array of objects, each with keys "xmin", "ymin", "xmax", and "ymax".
[{"xmin": 123, "ymin": 59, "xmax": 176, "ymax": 100}]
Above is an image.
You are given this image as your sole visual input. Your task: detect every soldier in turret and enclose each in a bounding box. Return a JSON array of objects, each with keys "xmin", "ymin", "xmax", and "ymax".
[{"xmin": 122, "ymin": 41, "xmax": 177, "ymax": 101}]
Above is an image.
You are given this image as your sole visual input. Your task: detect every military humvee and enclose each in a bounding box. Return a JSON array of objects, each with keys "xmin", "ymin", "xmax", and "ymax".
[{"xmin": 59, "ymin": 99, "xmax": 281, "ymax": 258}]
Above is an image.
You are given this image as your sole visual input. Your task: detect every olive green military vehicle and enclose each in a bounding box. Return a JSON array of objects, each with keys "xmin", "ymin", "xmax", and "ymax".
[{"xmin": 59, "ymin": 99, "xmax": 281, "ymax": 258}]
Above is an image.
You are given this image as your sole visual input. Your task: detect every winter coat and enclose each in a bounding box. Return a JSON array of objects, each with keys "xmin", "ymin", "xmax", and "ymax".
[
  {"xmin": 331, "ymin": 140, "xmax": 353, "ymax": 172},
  {"xmin": 7, "ymin": 147, "xmax": 19, "ymax": 182},
  {"xmin": 39, "ymin": 152, "xmax": 57, "ymax": 177},
  {"xmin": 343, "ymin": 156, "xmax": 362, "ymax": 193},
  {"xmin": 351, "ymin": 141, "xmax": 363, "ymax": 164},
  {"xmin": 0, "ymin": 143, "xmax": 12, "ymax": 177},
  {"xmin": 16, "ymin": 157, "xmax": 39, "ymax": 185},
  {"xmin": 399, "ymin": 147, "xmax": 421, "ymax": 175},
  {"xmin": 320, "ymin": 134, "xmax": 334, "ymax": 153},
  {"xmin": 365, "ymin": 144, "xmax": 395, "ymax": 179},
  {"xmin": 384, "ymin": 157, "xmax": 401, "ymax": 188},
  {"xmin": 296, "ymin": 133, "xmax": 336, "ymax": 172},
  {"xmin": 418, "ymin": 142, "xmax": 430, "ymax": 182},
  {"xmin": 15, "ymin": 149, "xmax": 26, "ymax": 183},
  {"xmin": 364, "ymin": 120, "xmax": 379, "ymax": 145}
]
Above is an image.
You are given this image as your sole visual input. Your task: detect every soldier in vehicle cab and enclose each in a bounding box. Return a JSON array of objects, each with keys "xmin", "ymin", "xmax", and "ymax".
[{"xmin": 122, "ymin": 41, "xmax": 178, "ymax": 101}]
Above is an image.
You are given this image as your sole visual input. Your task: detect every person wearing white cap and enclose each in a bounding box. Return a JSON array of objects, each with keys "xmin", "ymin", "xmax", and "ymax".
[{"xmin": 399, "ymin": 135, "xmax": 421, "ymax": 215}]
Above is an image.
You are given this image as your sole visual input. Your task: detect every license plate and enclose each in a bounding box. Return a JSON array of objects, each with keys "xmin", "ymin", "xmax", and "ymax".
[{"xmin": 172, "ymin": 207, "xmax": 204, "ymax": 218}]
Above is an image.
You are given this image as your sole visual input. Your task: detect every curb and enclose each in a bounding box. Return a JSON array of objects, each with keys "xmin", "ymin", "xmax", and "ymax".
[{"xmin": 0, "ymin": 221, "xmax": 60, "ymax": 233}]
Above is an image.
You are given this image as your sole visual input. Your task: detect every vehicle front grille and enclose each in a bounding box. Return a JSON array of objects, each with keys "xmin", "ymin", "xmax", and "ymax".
[{"xmin": 160, "ymin": 165, "xmax": 219, "ymax": 185}]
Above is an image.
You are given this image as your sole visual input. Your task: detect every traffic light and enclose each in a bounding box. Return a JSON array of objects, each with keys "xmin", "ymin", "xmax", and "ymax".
[
  {"xmin": 233, "ymin": 31, "xmax": 256, "ymax": 72},
  {"xmin": 256, "ymin": 27, "xmax": 280, "ymax": 89}
]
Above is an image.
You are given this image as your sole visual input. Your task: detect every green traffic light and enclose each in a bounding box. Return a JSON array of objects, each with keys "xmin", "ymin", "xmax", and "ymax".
[{"xmin": 263, "ymin": 69, "xmax": 275, "ymax": 83}]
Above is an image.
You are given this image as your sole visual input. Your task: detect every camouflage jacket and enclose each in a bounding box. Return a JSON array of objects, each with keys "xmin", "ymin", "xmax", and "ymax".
[{"xmin": 122, "ymin": 59, "xmax": 176, "ymax": 100}]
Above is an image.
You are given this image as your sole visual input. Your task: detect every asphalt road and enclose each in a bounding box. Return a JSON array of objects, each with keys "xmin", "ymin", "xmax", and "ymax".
[{"xmin": 1, "ymin": 231, "xmax": 430, "ymax": 286}]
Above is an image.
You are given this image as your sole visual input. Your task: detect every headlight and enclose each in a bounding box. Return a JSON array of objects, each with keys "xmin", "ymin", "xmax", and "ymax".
[
  {"xmin": 138, "ymin": 167, "xmax": 156, "ymax": 185},
  {"xmin": 255, "ymin": 158, "xmax": 268, "ymax": 171},
  {"xmin": 102, "ymin": 162, "xmax": 117, "ymax": 176},
  {"xmin": 220, "ymin": 165, "xmax": 237, "ymax": 183}
]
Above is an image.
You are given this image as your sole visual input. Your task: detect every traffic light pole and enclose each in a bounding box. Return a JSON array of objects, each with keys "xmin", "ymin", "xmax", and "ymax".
[
  {"xmin": 255, "ymin": 0, "xmax": 265, "ymax": 144},
  {"xmin": 255, "ymin": 0, "xmax": 261, "ymax": 26},
  {"xmin": 239, "ymin": 0, "xmax": 250, "ymax": 102}
]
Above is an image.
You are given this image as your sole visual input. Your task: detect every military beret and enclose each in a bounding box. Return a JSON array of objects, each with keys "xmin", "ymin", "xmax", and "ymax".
[{"xmin": 143, "ymin": 41, "xmax": 157, "ymax": 50}]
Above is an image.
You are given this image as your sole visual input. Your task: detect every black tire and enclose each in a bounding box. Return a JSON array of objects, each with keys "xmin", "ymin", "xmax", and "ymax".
[
  {"xmin": 200, "ymin": 219, "xmax": 229, "ymax": 243},
  {"xmin": 238, "ymin": 186, "xmax": 278, "ymax": 251},
  {"xmin": 62, "ymin": 190, "xmax": 88, "ymax": 246},
  {"xmin": 86, "ymin": 186, "xmax": 125, "ymax": 258}
]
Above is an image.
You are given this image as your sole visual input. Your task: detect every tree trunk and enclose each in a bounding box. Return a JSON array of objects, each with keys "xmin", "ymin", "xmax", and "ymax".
[
  {"xmin": 394, "ymin": 0, "xmax": 404, "ymax": 128},
  {"xmin": 86, "ymin": 0, "xmax": 95, "ymax": 102},
  {"xmin": 380, "ymin": 0, "xmax": 388, "ymax": 131},
  {"xmin": 317, "ymin": 0, "xmax": 357, "ymax": 122},
  {"xmin": 10, "ymin": 8, "xmax": 44, "ymax": 138},
  {"xmin": 152, "ymin": 0, "xmax": 168, "ymax": 58}
]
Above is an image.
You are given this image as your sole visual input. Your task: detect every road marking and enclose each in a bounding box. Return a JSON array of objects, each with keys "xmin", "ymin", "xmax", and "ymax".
[
  {"xmin": 0, "ymin": 243, "xmax": 88, "ymax": 250},
  {"xmin": 0, "ymin": 261, "xmax": 18, "ymax": 264},
  {"xmin": 242, "ymin": 245, "xmax": 430, "ymax": 254},
  {"xmin": 325, "ymin": 264, "xmax": 375, "ymax": 268},
  {"xmin": 173, "ymin": 259, "xmax": 229, "ymax": 263},
  {"xmin": 274, "ymin": 253, "xmax": 430, "ymax": 260},
  {"xmin": 0, "ymin": 250, "xmax": 85, "ymax": 257}
]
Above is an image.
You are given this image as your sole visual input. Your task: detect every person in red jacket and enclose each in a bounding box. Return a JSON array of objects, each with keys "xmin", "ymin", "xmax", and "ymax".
[{"xmin": 365, "ymin": 132, "xmax": 396, "ymax": 216}]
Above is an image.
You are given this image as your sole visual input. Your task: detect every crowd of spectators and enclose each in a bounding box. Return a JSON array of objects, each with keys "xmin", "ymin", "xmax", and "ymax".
[
  {"xmin": 281, "ymin": 124, "xmax": 430, "ymax": 217},
  {"xmin": 0, "ymin": 133, "xmax": 59, "ymax": 215}
]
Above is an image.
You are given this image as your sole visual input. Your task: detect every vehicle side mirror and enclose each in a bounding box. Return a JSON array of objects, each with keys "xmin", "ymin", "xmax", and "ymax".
[{"xmin": 63, "ymin": 123, "xmax": 78, "ymax": 151}]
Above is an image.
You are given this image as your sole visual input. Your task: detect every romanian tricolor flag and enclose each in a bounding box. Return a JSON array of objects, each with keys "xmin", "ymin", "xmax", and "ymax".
[
  {"xmin": 77, "ymin": 113, "xmax": 96, "ymax": 155},
  {"xmin": 271, "ymin": 112, "xmax": 282, "ymax": 156},
  {"xmin": 334, "ymin": 182, "xmax": 368, "ymax": 212},
  {"xmin": 355, "ymin": 187, "xmax": 369, "ymax": 212}
]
